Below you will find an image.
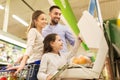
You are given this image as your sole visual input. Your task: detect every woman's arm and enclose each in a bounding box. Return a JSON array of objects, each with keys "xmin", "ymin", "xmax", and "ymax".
[
  {"xmin": 15, "ymin": 29, "xmax": 36, "ymax": 73},
  {"xmin": 15, "ymin": 56, "xmax": 23, "ymax": 64},
  {"xmin": 7, "ymin": 29, "xmax": 36, "ymax": 75},
  {"xmin": 7, "ymin": 55, "xmax": 29, "ymax": 75},
  {"xmin": 15, "ymin": 55, "xmax": 29, "ymax": 74}
]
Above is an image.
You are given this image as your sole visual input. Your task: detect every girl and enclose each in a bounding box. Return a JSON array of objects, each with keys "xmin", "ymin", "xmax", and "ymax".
[
  {"xmin": 8, "ymin": 10, "xmax": 47, "ymax": 80},
  {"xmin": 37, "ymin": 33, "xmax": 82, "ymax": 80}
]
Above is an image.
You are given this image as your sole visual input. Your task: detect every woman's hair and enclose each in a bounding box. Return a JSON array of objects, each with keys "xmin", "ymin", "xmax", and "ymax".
[
  {"xmin": 43, "ymin": 33, "xmax": 58, "ymax": 53},
  {"xmin": 27, "ymin": 10, "xmax": 44, "ymax": 33}
]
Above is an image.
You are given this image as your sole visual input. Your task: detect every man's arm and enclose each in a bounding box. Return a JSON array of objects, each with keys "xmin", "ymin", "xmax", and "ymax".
[{"xmin": 65, "ymin": 26, "xmax": 75, "ymax": 46}]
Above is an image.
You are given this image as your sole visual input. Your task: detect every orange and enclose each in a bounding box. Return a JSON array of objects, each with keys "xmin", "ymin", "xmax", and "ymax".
[
  {"xmin": 78, "ymin": 56, "xmax": 88, "ymax": 64},
  {"xmin": 72, "ymin": 56, "xmax": 91, "ymax": 65},
  {"xmin": 72, "ymin": 57, "xmax": 79, "ymax": 64}
]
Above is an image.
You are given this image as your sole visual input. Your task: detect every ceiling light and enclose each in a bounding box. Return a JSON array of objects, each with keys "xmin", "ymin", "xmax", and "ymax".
[
  {"xmin": 0, "ymin": 34, "xmax": 26, "ymax": 48},
  {"xmin": 12, "ymin": 14, "xmax": 29, "ymax": 26},
  {"xmin": 0, "ymin": 5, "xmax": 4, "ymax": 10}
]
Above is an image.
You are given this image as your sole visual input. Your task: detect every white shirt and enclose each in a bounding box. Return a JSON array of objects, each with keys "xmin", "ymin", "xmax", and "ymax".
[
  {"xmin": 37, "ymin": 38, "xmax": 81, "ymax": 80},
  {"xmin": 24, "ymin": 28, "xmax": 43, "ymax": 63},
  {"xmin": 38, "ymin": 53, "xmax": 67, "ymax": 80}
]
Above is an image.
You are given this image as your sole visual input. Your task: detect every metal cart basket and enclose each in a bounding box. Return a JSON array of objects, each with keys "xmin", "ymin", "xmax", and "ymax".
[{"xmin": 0, "ymin": 64, "xmax": 38, "ymax": 80}]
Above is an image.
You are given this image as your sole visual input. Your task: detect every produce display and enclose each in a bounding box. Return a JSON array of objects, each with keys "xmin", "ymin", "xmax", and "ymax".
[
  {"xmin": 0, "ymin": 40, "xmax": 26, "ymax": 79},
  {"xmin": 0, "ymin": 40, "xmax": 25, "ymax": 64}
]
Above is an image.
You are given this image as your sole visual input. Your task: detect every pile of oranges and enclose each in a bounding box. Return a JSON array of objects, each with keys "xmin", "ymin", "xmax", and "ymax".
[{"xmin": 72, "ymin": 55, "xmax": 91, "ymax": 65}]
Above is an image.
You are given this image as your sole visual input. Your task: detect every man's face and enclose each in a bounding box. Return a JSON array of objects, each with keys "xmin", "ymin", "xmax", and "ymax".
[{"xmin": 49, "ymin": 8, "xmax": 61, "ymax": 25}]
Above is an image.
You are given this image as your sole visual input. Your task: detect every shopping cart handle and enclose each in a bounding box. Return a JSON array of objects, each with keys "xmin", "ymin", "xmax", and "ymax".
[
  {"xmin": 0, "ymin": 66, "xmax": 16, "ymax": 72},
  {"xmin": 50, "ymin": 64, "xmax": 69, "ymax": 80},
  {"xmin": 0, "ymin": 69, "xmax": 16, "ymax": 72},
  {"xmin": 0, "ymin": 66, "xmax": 6, "ymax": 70}
]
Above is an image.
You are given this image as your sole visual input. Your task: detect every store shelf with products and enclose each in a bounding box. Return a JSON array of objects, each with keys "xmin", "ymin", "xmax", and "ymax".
[{"xmin": 0, "ymin": 30, "xmax": 26, "ymax": 65}]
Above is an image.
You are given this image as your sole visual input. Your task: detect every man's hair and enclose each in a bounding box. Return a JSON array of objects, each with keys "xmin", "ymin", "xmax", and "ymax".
[{"xmin": 49, "ymin": 5, "xmax": 61, "ymax": 12}]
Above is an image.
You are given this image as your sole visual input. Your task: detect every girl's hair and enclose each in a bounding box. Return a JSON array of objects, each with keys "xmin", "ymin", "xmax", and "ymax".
[
  {"xmin": 27, "ymin": 10, "xmax": 44, "ymax": 33},
  {"xmin": 43, "ymin": 33, "xmax": 58, "ymax": 53}
]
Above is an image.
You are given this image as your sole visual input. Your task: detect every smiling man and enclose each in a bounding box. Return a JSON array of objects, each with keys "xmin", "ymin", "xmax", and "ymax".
[{"xmin": 42, "ymin": 5, "xmax": 75, "ymax": 53}]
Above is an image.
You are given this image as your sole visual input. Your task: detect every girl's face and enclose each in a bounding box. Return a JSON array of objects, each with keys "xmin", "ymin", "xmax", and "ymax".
[
  {"xmin": 51, "ymin": 35, "xmax": 63, "ymax": 52},
  {"xmin": 35, "ymin": 13, "xmax": 47, "ymax": 28}
]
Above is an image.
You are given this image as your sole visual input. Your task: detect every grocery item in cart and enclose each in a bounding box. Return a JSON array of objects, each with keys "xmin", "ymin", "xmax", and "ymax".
[
  {"xmin": 69, "ymin": 55, "xmax": 94, "ymax": 68},
  {"xmin": 72, "ymin": 55, "xmax": 91, "ymax": 65},
  {"xmin": 0, "ymin": 66, "xmax": 17, "ymax": 80},
  {"xmin": 0, "ymin": 76, "xmax": 7, "ymax": 80}
]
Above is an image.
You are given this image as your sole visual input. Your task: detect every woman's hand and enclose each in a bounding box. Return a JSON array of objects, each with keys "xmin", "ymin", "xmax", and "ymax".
[
  {"xmin": 7, "ymin": 63, "xmax": 13, "ymax": 68},
  {"xmin": 7, "ymin": 55, "xmax": 28, "ymax": 75},
  {"xmin": 7, "ymin": 65, "xmax": 24, "ymax": 75}
]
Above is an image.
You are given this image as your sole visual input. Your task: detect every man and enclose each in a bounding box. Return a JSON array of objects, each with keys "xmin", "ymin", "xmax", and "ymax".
[{"xmin": 42, "ymin": 5, "xmax": 75, "ymax": 52}]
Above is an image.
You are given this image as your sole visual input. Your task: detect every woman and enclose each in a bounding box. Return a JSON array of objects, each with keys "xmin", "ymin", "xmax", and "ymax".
[
  {"xmin": 8, "ymin": 10, "xmax": 47, "ymax": 80},
  {"xmin": 37, "ymin": 33, "xmax": 82, "ymax": 80}
]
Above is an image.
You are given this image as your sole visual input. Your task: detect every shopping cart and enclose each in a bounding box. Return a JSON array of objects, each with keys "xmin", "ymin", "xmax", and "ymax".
[
  {"xmin": 21, "ymin": 64, "xmax": 40, "ymax": 80},
  {"xmin": 0, "ymin": 66, "xmax": 18, "ymax": 80},
  {"xmin": 0, "ymin": 64, "xmax": 38, "ymax": 80}
]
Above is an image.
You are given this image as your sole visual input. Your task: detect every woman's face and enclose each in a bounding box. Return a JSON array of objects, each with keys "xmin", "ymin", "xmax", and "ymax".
[
  {"xmin": 35, "ymin": 13, "xmax": 47, "ymax": 28},
  {"xmin": 51, "ymin": 35, "xmax": 63, "ymax": 51}
]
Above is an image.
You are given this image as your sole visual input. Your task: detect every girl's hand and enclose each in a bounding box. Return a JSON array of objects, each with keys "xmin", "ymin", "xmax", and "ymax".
[
  {"xmin": 78, "ymin": 37, "xmax": 83, "ymax": 42},
  {"xmin": 46, "ymin": 75, "xmax": 53, "ymax": 80},
  {"xmin": 78, "ymin": 34, "xmax": 83, "ymax": 42}
]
